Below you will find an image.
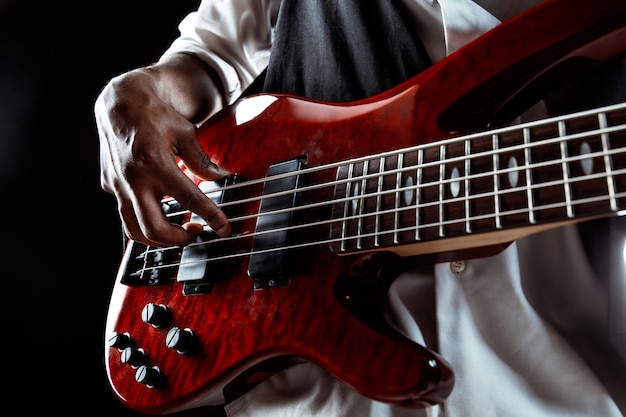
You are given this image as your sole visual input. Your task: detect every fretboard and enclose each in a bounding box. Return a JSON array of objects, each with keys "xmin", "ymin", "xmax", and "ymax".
[{"xmin": 329, "ymin": 102, "xmax": 626, "ymax": 255}]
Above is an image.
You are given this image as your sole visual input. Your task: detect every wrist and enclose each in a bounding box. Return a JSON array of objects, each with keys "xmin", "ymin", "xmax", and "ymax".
[{"xmin": 148, "ymin": 53, "xmax": 226, "ymax": 123}]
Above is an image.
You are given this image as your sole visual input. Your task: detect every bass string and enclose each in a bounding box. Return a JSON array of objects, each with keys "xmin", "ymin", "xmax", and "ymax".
[
  {"xmin": 139, "ymin": 105, "xmax": 626, "ymax": 274},
  {"xmin": 138, "ymin": 169, "xmax": 626, "ymax": 275},
  {"xmin": 163, "ymin": 102, "xmax": 626, "ymax": 215}
]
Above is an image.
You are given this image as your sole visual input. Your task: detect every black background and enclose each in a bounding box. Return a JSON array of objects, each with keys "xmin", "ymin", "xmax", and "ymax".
[
  {"xmin": 1, "ymin": 1, "xmax": 224, "ymax": 415},
  {"xmin": 4, "ymin": 1, "xmax": 624, "ymax": 416}
]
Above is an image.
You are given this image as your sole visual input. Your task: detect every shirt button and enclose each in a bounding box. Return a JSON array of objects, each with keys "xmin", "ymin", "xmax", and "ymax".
[{"xmin": 450, "ymin": 260, "xmax": 466, "ymax": 276}]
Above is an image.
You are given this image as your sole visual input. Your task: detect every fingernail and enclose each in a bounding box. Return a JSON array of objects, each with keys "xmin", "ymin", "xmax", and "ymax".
[{"xmin": 182, "ymin": 222, "xmax": 204, "ymax": 236}]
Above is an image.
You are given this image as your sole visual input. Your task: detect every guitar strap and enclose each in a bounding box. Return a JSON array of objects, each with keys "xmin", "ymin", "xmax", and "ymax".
[{"xmin": 261, "ymin": 0, "xmax": 432, "ymax": 102}]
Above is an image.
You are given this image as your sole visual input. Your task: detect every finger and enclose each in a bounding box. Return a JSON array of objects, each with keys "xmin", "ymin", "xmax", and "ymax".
[
  {"xmin": 161, "ymin": 168, "xmax": 232, "ymax": 238},
  {"xmin": 173, "ymin": 131, "xmax": 232, "ymax": 236},
  {"xmin": 177, "ymin": 128, "xmax": 230, "ymax": 181},
  {"xmin": 118, "ymin": 192, "xmax": 169, "ymax": 247},
  {"xmin": 134, "ymin": 187, "xmax": 206, "ymax": 246}
]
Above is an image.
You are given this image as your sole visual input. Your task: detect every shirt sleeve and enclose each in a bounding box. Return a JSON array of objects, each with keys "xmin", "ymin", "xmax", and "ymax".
[{"xmin": 159, "ymin": 0, "xmax": 280, "ymax": 105}]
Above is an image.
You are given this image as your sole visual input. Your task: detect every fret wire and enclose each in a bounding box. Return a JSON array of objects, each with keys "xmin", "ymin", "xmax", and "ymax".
[
  {"xmin": 407, "ymin": 191, "xmax": 626, "ymax": 235},
  {"xmin": 558, "ymin": 121, "xmax": 574, "ymax": 218},
  {"xmin": 374, "ymin": 156, "xmax": 385, "ymax": 247},
  {"xmin": 385, "ymin": 188, "xmax": 625, "ymax": 248},
  {"xmin": 331, "ymin": 147, "xmax": 622, "ymax": 204},
  {"xmin": 438, "ymin": 144, "xmax": 446, "ymax": 237},
  {"xmin": 416, "ymin": 148, "xmax": 423, "ymax": 241},
  {"xmin": 340, "ymin": 162, "xmax": 355, "ymax": 252},
  {"xmin": 394, "ymin": 153, "xmax": 404, "ymax": 244},
  {"xmin": 464, "ymin": 139, "xmax": 472, "ymax": 233},
  {"xmin": 492, "ymin": 134, "xmax": 502, "ymax": 229},
  {"xmin": 308, "ymin": 153, "xmax": 625, "ymax": 255},
  {"xmin": 356, "ymin": 159, "xmax": 369, "ymax": 249},
  {"xmin": 335, "ymin": 166, "xmax": 626, "ymax": 224},
  {"xmin": 273, "ymin": 171, "xmax": 626, "ymax": 248},
  {"xmin": 598, "ymin": 112, "xmax": 618, "ymax": 211},
  {"xmin": 249, "ymin": 168, "xmax": 625, "ymax": 248},
  {"xmin": 432, "ymin": 148, "xmax": 625, "ymax": 193},
  {"xmin": 523, "ymin": 127, "xmax": 536, "ymax": 224}
]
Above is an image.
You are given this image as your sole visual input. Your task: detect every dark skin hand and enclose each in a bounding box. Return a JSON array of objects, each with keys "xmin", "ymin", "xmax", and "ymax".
[{"xmin": 95, "ymin": 53, "xmax": 232, "ymax": 247}]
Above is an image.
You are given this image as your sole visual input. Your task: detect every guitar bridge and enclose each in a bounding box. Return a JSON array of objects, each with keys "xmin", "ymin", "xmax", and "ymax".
[{"xmin": 119, "ymin": 240, "xmax": 181, "ymax": 287}]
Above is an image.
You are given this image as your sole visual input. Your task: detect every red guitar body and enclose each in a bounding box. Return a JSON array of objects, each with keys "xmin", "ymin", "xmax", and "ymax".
[{"xmin": 105, "ymin": 0, "xmax": 626, "ymax": 414}]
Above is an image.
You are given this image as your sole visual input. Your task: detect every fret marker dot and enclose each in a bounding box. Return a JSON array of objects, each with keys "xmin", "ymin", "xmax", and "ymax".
[
  {"xmin": 404, "ymin": 176, "xmax": 414, "ymax": 205},
  {"xmin": 450, "ymin": 167, "xmax": 460, "ymax": 197},
  {"xmin": 351, "ymin": 183, "xmax": 359, "ymax": 215},
  {"xmin": 508, "ymin": 157, "xmax": 519, "ymax": 188},
  {"xmin": 580, "ymin": 142, "xmax": 593, "ymax": 175}
]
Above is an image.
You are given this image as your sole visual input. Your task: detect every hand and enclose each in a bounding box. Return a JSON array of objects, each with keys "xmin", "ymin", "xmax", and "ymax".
[{"xmin": 95, "ymin": 57, "xmax": 231, "ymax": 247}]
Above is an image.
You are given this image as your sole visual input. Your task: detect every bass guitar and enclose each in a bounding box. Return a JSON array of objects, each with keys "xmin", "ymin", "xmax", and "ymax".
[{"xmin": 105, "ymin": 0, "xmax": 626, "ymax": 414}]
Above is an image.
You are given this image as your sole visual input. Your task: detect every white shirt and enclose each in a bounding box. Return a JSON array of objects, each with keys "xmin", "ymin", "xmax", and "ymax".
[
  {"xmin": 159, "ymin": 0, "xmax": 523, "ymax": 110},
  {"xmin": 160, "ymin": 1, "xmax": 625, "ymax": 416}
]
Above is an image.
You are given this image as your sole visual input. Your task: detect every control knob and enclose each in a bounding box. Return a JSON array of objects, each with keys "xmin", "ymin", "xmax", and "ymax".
[
  {"xmin": 108, "ymin": 332, "xmax": 134, "ymax": 350},
  {"xmin": 135, "ymin": 365, "xmax": 163, "ymax": 388},
  {"xmin": 121, "ymin": 347, "xmax": 147, "ymax": 368},
  {"xmin": 166, "ymin": 327, "xmax": 197, "ymax": 354},
  {"xmin": 141, "ymin": 303, "xmax": 170, "ymax": 328}
]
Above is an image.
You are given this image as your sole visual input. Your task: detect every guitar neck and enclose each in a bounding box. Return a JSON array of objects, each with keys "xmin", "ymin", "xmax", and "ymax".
[{"xmin": 328, "ymin": 102, "xmax": 626, "ymax": 257}]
